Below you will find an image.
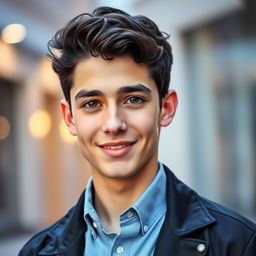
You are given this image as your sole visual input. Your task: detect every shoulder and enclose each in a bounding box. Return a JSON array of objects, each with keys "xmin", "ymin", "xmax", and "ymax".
[
  {"xmin": 164, "ymin": 164, "xmax": 256, "ymax": 234},
  {"xmin": 200, "ymin": 196, "xmax": 256, "ymax": 254},
  {"xmin": 18, "ymin": 207, "xmax": 75, "ymax": 256},
  {"xmin": 19, "ymin": 189, "xmax": 86, "ymax": 256},
  {"xmin": 202, "ymin": 196, "xmax": 256, "ymax": 232},
  {"xmin": 163, "ymin": 165, "xmax": 256, "ymax": 254}
]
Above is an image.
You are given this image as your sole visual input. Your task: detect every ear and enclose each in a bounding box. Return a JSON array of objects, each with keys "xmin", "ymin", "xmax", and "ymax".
[
  {"xmin": 159, "ymin": 90, "xmax": 178, "ymax": 127},
  {"xmin": 60, "ymin": 99, "xmax": 77, "ymax": 136}
]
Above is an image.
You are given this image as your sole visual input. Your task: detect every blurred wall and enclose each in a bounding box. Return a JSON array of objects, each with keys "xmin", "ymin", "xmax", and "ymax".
[{"xmin": 182, "ymin": 8, "xmax": 256, "ymax": 217}]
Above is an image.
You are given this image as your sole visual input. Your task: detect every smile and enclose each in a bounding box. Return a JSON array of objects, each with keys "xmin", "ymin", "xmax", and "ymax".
[
  {"xmin": 98, "ymin": 141, "xmax": 136, "ymax": 157},
  {"xmin": 103, "ymin": 144, "xmax": 130, "ymax": 150}
]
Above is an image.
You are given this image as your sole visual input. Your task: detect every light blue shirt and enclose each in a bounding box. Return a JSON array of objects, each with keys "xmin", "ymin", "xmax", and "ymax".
[{"xmin": 83, "ymin": 162, "xmax": 167, "ymax": 256}]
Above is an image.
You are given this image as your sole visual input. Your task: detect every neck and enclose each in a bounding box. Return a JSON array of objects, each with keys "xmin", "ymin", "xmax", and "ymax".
[{"xmin": 91, "ymin": 160, "xmax": 158, "ymax": 234}]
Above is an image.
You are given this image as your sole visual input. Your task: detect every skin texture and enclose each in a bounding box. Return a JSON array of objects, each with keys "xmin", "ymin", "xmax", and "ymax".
[{"xmin": 61, "ymin": 56, "xmax": 178, "ymax": 233}]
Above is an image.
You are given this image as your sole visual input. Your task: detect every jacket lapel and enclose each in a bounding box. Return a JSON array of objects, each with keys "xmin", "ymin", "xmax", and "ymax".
[
  {"xmin": 62, "ymin": 229, "xmax": 85, "ymax": 256},
  {"xmin": 154, "ymin": 165, "xmax": 215, "ymax": 255}
]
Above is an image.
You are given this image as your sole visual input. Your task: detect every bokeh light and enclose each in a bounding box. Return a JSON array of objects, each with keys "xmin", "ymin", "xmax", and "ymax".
[
  {"xmin": 0, "ymin": 116, "xmax": 10, "ymax": 140},
  {"xmin": 1, "ymin": 23, "xmax": 26, "ymax": 44},
  {"xmin": 29, "ymin": 110, "xmax": 52, "ymax": 138}
]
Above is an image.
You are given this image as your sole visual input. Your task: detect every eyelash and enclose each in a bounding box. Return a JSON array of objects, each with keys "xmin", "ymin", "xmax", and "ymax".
[
  {"xmin": 124, "ymin": 96, "xmax": 146, "ymax": 105},
  {"xmin": 82, "ymin": 100, "xmax": 102, "ymax": 110}
]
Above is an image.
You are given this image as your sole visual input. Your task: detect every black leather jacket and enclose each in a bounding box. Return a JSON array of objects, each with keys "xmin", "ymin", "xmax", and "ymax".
[{"xmin": 18, "ymin": 166, "xmax": 256, "ymax": 255}]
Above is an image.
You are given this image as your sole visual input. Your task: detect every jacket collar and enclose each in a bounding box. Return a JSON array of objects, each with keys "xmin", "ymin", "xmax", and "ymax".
[{"xmin": 163, "ymin": 164, "xmax": 216, "ymax": 237}]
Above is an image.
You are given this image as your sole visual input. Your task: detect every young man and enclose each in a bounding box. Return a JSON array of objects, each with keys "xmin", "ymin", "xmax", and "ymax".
[{"xmin": 19, "ymin": 6, "xmax": 256, "ymax": 256}]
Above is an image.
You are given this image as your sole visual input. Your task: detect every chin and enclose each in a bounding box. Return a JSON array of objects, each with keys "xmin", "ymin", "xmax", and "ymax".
[
  {"xmin": 102, "ymin": 169, "xmax": 134, "ymax": 179},
  {"xmin": 99, "ymin": 164, "xmax": 137, "ymax": 180}
]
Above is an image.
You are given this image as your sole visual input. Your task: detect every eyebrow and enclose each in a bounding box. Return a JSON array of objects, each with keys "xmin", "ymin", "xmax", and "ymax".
[
  {"xmin": 74, "ymin": 89, "xmax": 104, "ymax": 100},
  {"xmin": 74, "ymin": 84, "xmax": 152, "ymax": 101},
  {"xmin": 117, "ymin": 84, "xmax": 152, "ymax": 95}
]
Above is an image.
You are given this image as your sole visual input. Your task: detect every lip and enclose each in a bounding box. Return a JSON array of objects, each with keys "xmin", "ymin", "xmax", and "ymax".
[{"xmin": 98, "ymin": 141, "xmax": 136, "ymax": 158}]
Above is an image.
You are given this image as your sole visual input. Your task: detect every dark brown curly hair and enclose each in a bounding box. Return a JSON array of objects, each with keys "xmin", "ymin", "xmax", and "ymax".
[{"xmin": 47, "ymin": 6, "xmax": 173, "ymax": 106}]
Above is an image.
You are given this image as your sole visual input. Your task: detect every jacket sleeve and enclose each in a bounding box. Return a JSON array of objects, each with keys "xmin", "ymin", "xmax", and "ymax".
[{"xmin": 244, "ymin": 232, "xmax": 256, "ymax": 256}]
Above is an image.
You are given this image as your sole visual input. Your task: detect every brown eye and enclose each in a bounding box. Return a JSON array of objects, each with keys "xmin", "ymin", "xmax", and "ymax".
[
  {"xmin": 126, "ymin": 96, "xmax": 145, "ymax": 105},
  {"xmin": 83, "ymin": 100, "xmax": 102, "ymax": 109}
]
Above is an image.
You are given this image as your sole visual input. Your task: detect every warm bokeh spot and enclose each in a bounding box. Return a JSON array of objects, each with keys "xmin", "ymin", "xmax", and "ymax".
[
  {"xmin": 28, "ymin": 110, "xmax": 52, "ymax": 138},
  {"xmin": 0, "ymin": 116, "xmax": 10, "ymax": 140}
]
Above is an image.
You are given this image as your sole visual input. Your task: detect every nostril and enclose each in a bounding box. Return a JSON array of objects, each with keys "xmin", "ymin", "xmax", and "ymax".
[{"xmin": 102, "ymin": 118, "xmax": 127, "ymax": 133}]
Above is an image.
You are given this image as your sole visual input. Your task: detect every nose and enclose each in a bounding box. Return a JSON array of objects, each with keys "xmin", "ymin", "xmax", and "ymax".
[{"xmin": 102, "ymin": 107, "xmax": 127, "ymax": 134}]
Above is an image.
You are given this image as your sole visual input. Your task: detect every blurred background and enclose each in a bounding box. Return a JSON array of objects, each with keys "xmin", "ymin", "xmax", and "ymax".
[{"xmin": 0, "ymin": 0, "xmax": 255, "ymax": 254}]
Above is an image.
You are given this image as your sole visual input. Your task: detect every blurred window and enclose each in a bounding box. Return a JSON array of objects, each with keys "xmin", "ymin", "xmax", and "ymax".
[
  {"xmin": 183, "ymin": 9, "xmax": 256, "ymax": 221},
  {"xmin": 0, "ymin": 78, "xmax": 19, "ymax": 236}
]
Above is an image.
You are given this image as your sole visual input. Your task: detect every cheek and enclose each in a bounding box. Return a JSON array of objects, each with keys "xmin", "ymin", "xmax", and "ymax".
[
  {"xmin": 75, "ymin": 116, "xmax": 100, "ymax": 142},
  {"xmin": 131, "ymin": 108, "xmax": 160, "ymax": 136}
]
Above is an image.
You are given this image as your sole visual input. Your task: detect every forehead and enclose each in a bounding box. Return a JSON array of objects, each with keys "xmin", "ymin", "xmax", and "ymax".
[{"xmin": 71, "ymin": 56, "xmax": 157, "ymax": 95}]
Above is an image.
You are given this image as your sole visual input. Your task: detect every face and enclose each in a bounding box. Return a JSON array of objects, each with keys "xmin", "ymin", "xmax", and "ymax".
[{"xmin": 61, "ymin": 56, "xmax": 177, "ymax": 182}]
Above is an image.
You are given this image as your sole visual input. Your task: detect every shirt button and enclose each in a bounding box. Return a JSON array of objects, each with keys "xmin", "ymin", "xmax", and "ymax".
[
  {"xmin": 197, "ymin": 243, "xmax": 206, "ymax": 253},
  {"xmin": 143, "ymin": 225, "xmax": 149, "ymax": 232},
  {"xmin": 92, "ymin": 221, "xmax": 97, "ymax": 229},
  {"xmin": 126, "ymin": 210, "xmax": 134, "ymax": 218},
  {"xmin": 116, "ymin": 246, "xmax": 124, "ymax": 254}
]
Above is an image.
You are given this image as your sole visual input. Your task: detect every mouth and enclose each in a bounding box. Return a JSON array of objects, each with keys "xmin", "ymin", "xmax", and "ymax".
[
  {"xmin": 99, "ymin": 141, "xmax": 135, "ymax": 148},
  {"xmin": 101, "ymin": 143, "xmax": 134, "ymax": 149},
  {"xmin": 98, "ymin": 141, "xmax": 136, "ymax": 157}
]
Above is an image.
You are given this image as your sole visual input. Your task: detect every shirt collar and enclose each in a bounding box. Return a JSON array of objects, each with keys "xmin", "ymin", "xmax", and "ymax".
[
  {"xmin": 84, "ymin": 176, "xmax": 93, "ymax": 216},
  {"xmin": 83, "ymin": 176, "xmax": 102, "ymax": 232},
  {"xmin": 83, "ymin": 162, "xmax": 167, "ymax": 234},
  {"xmin": 129, "ymin": 162, "xmax": 166, "ymax": 235}
]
